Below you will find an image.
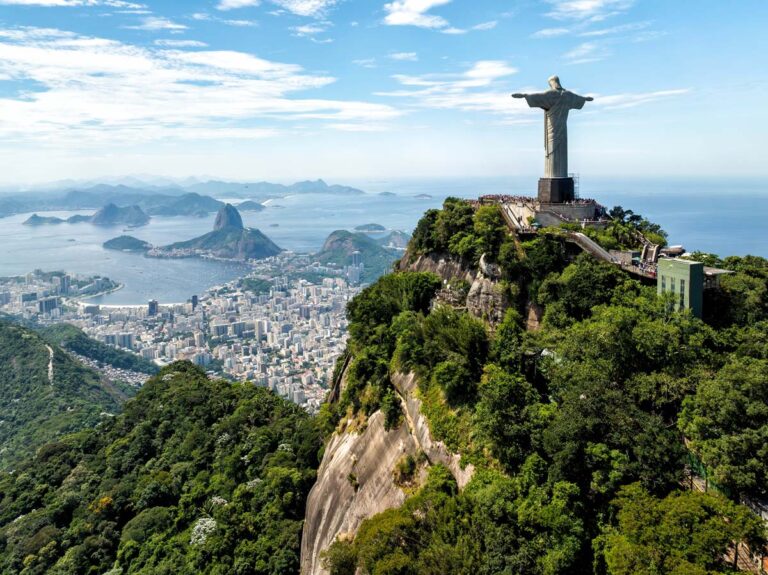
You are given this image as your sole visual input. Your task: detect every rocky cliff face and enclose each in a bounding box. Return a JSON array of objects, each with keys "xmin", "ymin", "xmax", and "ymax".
[
  {"xmin": 402, "ymin": 251, "xmax": 509, "ymax": 327},
  {"xmin": 301, "ymin": 371, "xmax": 475, "ymax": 575},
  {"xmin": 398, "ymin": 250, "xmax": 476, "ymax": 284},
  {"xmin": 213, "ymin": 203, "xmax": 244, "ymax": 230},
  {"xmin": 301, "ymin": 250, "xmax": 511, "ymax": 574}
]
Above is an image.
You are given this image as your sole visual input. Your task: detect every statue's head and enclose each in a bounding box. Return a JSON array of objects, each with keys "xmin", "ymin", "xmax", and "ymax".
[{"xmin": 548, "ymin": 75, "xmax": 563, "ymax": 90}]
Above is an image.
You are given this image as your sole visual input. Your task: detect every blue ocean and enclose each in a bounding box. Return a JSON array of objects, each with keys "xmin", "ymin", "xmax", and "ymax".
[{"xmin": 0, "ymin": 176, "xmax": 764, "ymax": 304}]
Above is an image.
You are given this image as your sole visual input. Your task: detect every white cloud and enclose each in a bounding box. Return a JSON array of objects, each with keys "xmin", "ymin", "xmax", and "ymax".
[
  {"xmin": 464, "ymin": 60, "xmax": 517, "ymax": 81},
  {"xmin": 380, "ymin": 60, "xmax": 522, "ymax": 119},
  {"xmin": 383, "ymin": 0, "xmax": 452, "ymax": 29},
  {"xmin": 593, "ymin": 88, "xmax": 690, "ymax": 109},
  {"xmin": 218, "ymin": 0, "xmax": 337, "ymax": 17},
  {"xmin": 0, "ymin": 0, "xmax": 146, "ymax": 6},
  {"xmin": 292, "ymin": 22, "xmax": 328, "ymax": 36},
  {"xmin": 154, "ymin": 39, "xmax": 208, "ymax": 47},
  {"xmin": 564, "ymin": 40, "xmax": 609, "ymax": 63},
  {"xmin": 271, "ymin": 0, "xmax": 337, "ymax": 16},
  {"xmin": 579, "ymin": 20, "xmax": 649, "ymax": 36},
  {"xmin": 352, "ymin": 58, "xmax": 376, "ymax": 68},
  {"xmin": 0, "ymin": 26, "xmax": 402, "ymax": 145},
  {"xmin": 188, "ymin": 12, "xmax": 257, "ymax": 27},
  {"xmin": 531, "ymin": 27, "xmax": 570, "ymax": 38},
  {"xmin": 126, "ymin": 17, "xmax": 188, "ymax": 31},
  {"xmin": 472, "ymin": 20, "xmax": 497, "ymax": 31},
  {"xmin": 389, "ymin": 51, "xmax": 417, "ymax": 61},
  {"xmin": 545, "ymin": 0, "xmax": 635, "ymax": 21},
  {"xmin": 0, "ymin": 0, "xmax": 82, "ymax": 4},
  {"xmin": 222, "ymin": 19, "xmax": 258, "ymax": 26},
  {"xmin": 217, "ymin": 0, "xmax": 260, "ymax": 9}
]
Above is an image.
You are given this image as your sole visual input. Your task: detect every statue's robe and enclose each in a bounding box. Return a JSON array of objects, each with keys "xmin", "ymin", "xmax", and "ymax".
[{"xmin": 523, "ymin": 89, "xmax": 589, "ymax": 178}]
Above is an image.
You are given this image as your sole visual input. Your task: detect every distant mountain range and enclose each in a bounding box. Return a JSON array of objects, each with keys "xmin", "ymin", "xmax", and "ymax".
[
  {"xmin": 184, "ymin": 179, "xmax": 364, "ymax": 199},
  {"xmin": 0, "ymin": 179, "xmax": 366, "ymax": 218},
  {"xmin": 23, "ymin": 203, "xmax": 151, "ymax": 227}
]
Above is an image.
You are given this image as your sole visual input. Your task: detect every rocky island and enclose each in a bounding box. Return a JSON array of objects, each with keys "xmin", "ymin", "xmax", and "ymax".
[
  {"xmin": 236, "ymin": 200, "xmax": 266, "ymax": 212},
  {"xmin": 103, "ymin": 235, "xmax": 152, "ymax": 252},
  {"xmin": 90, "ymin": 203, "xmax": 150, "ymax": 226},
  {"xmin": 148, "ymin": 204, "xmax": 281, "ymax": 261},
  {"xmin": 22, "ymin": 203, "xmax": 150, "ymax": 227}
]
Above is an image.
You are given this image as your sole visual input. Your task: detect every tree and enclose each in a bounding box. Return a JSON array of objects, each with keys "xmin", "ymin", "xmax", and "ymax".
[
  {"xmin": 601, "ymin": 483, "xmax": 764, "ymax": 575},
  {"xmin": 475, "ymin": 364, "xmax": 541, "ymax": 471},
  {"xmin": 472, "ymin": 205, "xmax": 507, "ymax": 262},
  {"xmin": 679, "ymin": 357, "xmax": 768, "ymax": 497}
]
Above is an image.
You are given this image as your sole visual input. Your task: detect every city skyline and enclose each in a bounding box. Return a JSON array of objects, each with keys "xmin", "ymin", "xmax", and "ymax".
[{"xmin": 0, "ymin": 0, "xmax": 766, "ymax": 184}]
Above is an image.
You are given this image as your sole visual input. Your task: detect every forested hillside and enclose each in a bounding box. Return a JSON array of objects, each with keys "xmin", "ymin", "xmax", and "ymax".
[
  {"xmin": 318, "ymin": 198, "xmax": 768, "ymax": 575},
  {"xmin": 41, "ymin": 323, "xmax": 159, "ymax": 375},
  {"xmin": 0, "ymin": 321, "xmax": 130, "ymax": 471},
  {"xmin": 0, "ymin": 362, "xmax": 322, "ymax": 575},
  {"xmin": 2, "ymin": 198, "xmax": 768, "ymax": 575}
]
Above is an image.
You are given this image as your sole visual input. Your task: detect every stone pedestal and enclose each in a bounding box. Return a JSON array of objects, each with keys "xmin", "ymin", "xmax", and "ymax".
[{"xmin": 538, "ymin": 177, "xmax": 574, "ymax": 204}]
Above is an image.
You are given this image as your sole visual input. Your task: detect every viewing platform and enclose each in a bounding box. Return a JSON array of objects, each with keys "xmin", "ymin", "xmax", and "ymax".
[{"xmin": 474, "ymin": 194, "xmax": 659, "ymax": 281}]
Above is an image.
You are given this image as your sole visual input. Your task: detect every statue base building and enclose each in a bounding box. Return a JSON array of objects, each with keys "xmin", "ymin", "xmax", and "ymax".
[{"xmin": 538, "ymin": 177, "xmax": 575, "ymax": 204}]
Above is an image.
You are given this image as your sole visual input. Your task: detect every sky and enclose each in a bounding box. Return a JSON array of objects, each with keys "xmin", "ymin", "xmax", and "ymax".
[{"xmin": 0, "ymin": 0, "xmax": 766, "ymax": 185}]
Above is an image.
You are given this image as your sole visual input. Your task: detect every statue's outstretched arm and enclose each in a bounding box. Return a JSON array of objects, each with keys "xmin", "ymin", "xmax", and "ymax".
[{"xmin": 511, "ymin": 93, "xmax": 525, "ymax": 98}]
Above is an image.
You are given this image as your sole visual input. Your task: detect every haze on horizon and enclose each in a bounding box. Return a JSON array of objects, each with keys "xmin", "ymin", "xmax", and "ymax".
[{"xmin": 0, "ymin": 0, "xmax": 766, "ymax": 186}]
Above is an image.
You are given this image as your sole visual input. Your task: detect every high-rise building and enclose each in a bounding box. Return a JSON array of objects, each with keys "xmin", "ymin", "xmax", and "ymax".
[
  {"xmin": 0, "ymin": 292, "xmax": 10, "ymax": 306},
  {"xmin": 191, "ymin": 295, "xmax": 199, "ymax": 310},
  {"xmin": 38, "ymin": 297, "xmax": 59, "ymax": 314},
  {"xmin": 212, "ymin": 322, "xmax": 229, "ymax": 338},
  {"xmin": 21, "ymin": 292, "xmax": 38, "ymax": 303},
  {"xmin": 148, "ymin": 299, "xmax": 159, "ymax": 317},
  {"xmin": 231, "ymin": 321, "xmax": 246, "ymax": 337},
  {"xmin": 351, "ymin": 250, "xmax": 362, "ymax": 267},
  {"xmin": 117, "ymin": 332, "xmax": 134, "ymax": 349},
  {"xmin": 60, "ymin": 275, "xmax": 71, "ymax": 295}
]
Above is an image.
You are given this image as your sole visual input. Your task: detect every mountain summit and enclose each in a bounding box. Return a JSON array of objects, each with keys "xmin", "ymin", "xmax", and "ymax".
[
  {"xmin": 91, "ymin": 203, "xmax": 150, "ymax": 226},
  {"xmin": 214, "ymin": 203, "xmax": 244, "ymax": 231},
  {"xmin": 157, "ymin": 204, "xmax": 281, "ymax": 260}
]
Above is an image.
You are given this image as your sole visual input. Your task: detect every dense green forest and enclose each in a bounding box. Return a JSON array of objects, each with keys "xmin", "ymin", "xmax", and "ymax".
[
  {"xmin": 0, "ymin": 362, "xmax": 322, "ymax": 575},
  {"xmin": 321, "ymin": 198, "xmax": 768, "ymax": 575},
  {"xmin": 0, "ymin": 321, "xmax": 130, "ymax": 471},
  {"xmin": 41, "ymin": 323, "xmax": 159, "ymax": 375}
]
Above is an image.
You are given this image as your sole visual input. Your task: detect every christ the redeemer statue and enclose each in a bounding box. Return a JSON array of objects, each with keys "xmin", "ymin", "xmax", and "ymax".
[{"xmin": 513, "ymin": 75, "xmax": 593, "ymax": 180}]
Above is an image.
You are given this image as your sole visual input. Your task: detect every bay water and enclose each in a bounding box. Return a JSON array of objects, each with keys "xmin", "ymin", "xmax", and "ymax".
[{"xmin": 0, "ymin": 176, "xmax": 764, "ymax": 304}]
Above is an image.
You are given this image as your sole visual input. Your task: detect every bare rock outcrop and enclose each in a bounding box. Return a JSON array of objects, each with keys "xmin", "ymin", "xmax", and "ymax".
[
  {"xmin": 399, "ymin": 251, "xmax": 476, "ymax": 284},
  {"xmin": 392, "ymin": 372, "xmax": 475, "ymax": 489},
  {"xmin": 300, "ymin": 410, "xmax": 417, "ymax": 575},
  {"xmin": 301, "ymin": 371, "xmax": 475, "ymax": 575},
  {"xmin": 466, "ymin": 277, "xmax": 509, "ymax": 326}
]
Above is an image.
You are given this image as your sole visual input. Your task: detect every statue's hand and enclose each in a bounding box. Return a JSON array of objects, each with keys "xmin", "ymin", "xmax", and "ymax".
[
  {"xmin": 511, "ymin": 93, "xmax": 525, "ymax": 99},
  {"xmin": 585, "ymin": 96, "xmax": 594, "ymax": 101}
]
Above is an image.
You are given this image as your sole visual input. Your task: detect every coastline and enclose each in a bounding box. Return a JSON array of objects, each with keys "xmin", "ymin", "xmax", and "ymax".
[{"xmin": 74, "ymin": 282, "xmax": 125, "ymax": 301}]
